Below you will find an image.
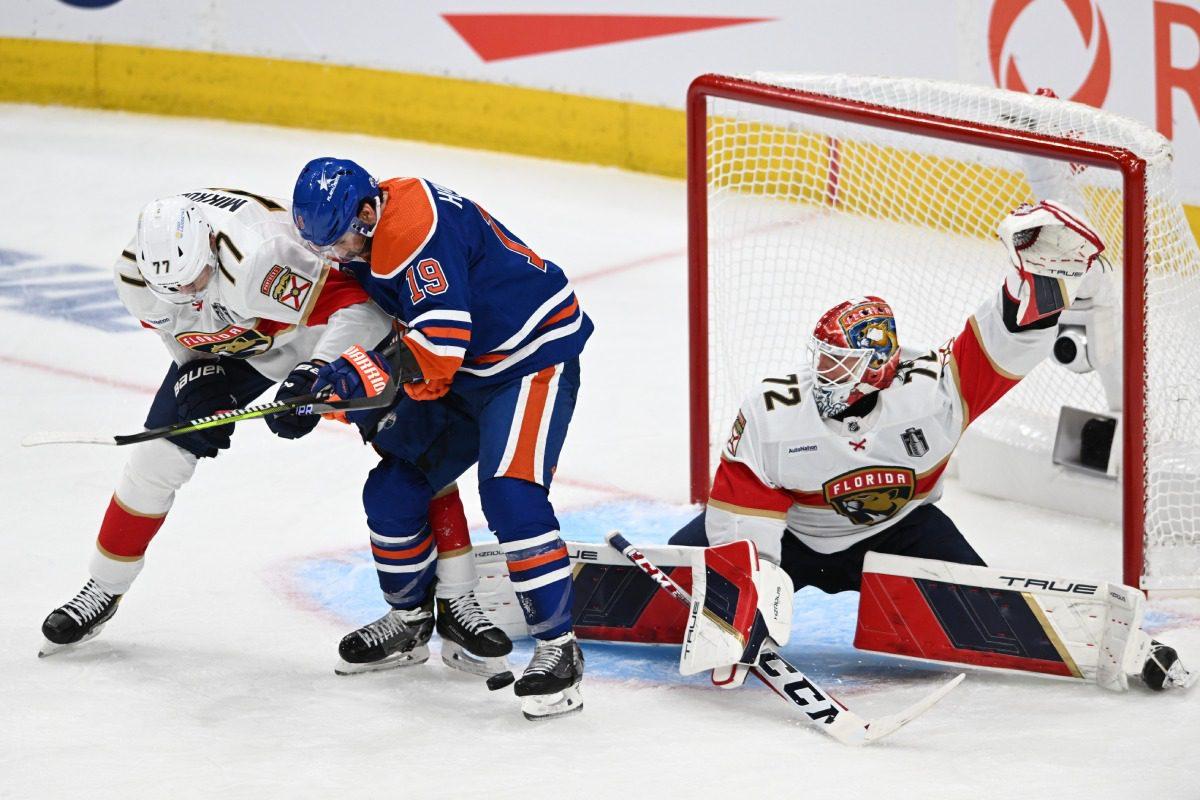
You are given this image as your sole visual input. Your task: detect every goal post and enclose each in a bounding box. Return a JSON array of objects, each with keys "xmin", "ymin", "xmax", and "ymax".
[{"xmin": 687, "ymin": 73, "xmax": 1199, "ymax": 593}]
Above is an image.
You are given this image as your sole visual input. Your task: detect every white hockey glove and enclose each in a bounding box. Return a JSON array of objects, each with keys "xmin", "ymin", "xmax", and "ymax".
[
  {"xmin": 997, "ymin": 200, "xmax": 1104, "ymax": 326},
  {"xmin": 679, "ymin": 541, "xmax": 794, "ymax": 689}
]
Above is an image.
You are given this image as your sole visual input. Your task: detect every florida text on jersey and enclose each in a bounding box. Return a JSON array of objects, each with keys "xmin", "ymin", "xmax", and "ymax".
[{"xmin": 342, "ymin": 178, "xmax": 593, "ymax": 398}]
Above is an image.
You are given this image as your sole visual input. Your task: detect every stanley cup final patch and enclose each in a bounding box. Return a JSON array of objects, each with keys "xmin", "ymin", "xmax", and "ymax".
[
  {"xmin": 260, "ymin": 265, "xmax": 313, "ymax": 312},
  {"xmin": 901, "ymin": 427, "xmax": 929, "ymax": 458}
]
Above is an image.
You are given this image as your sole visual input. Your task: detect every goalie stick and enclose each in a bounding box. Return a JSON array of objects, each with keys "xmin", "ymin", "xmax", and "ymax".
[
  {"xmin": 605, "ymin": 531, "xmax": 964, "ymax": 746},
  {"xmin": 22, "ymin": 337, "xmax": 413, "ymax": 448}
]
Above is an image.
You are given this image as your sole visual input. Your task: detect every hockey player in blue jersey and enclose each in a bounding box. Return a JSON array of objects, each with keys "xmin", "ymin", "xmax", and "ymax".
[{"xmin": 291, "ymin": 158, "xmax": 592, "ymax": 720}]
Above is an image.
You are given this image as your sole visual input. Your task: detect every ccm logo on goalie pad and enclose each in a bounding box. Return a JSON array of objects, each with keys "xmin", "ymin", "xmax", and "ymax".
[
  {"xmin": 757, "ymin": 653, "xmax": 839, "ymax": 724},
  {"xmin": 997, "ymin": 576, "xmax": 1098, "ymax": 595}
]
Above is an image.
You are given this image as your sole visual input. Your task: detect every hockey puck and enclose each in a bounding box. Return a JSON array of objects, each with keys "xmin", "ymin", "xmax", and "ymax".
[{"xmin": 486, "ymin": 671, "xmax": 515, "ymax": 691}]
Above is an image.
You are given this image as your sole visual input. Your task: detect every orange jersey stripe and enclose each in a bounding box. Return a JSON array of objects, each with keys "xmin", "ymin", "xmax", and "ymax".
[
  {"xmin": 419, "ymin": 325, "xmax": 472, "ymax": 342},
  {"xmin": 372, "ymin": 536, "xmax": 434, "ymax": 561},
  {"xmin": 370, "ymin": 178, "xmax": 436, "ymax": 279},
  {"xmin": 508, "ymin": 545, "xmax": 568, "ymax": 572},
  {"xmin": 539, "ymin": 297, "xmax": 579, "ymax": 330},
  {"xmin": 403, "ymin": 333, "xmax": 463, "ymax": 384},
  {"xmin": 503, "ymin": 366, "xmax": 556, "ymax": 481},
  {"xmin": 471, "ymin": 353, "xmax": 507, "ymax": 365}
]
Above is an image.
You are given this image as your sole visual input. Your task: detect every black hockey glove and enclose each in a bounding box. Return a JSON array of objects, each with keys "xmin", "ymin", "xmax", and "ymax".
[
  {"xmin": 173, "ymin": 360, "xmax": 237, "ymax": 456},
  {"xmin": 265, "ymin": 361, "xmax": 323, "ymax": 440}
]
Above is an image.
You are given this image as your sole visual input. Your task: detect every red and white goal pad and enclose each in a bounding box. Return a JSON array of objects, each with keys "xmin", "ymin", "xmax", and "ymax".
[
  {"xmin": 856, "ymin": 552, "xmax": 1147, "ymax": 691},
  {"xmin": 686, "ymin": 73, "xmax": 1200, "ymax": 593}
]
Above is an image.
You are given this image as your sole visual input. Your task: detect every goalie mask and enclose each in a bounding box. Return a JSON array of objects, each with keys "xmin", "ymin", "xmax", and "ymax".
[
  {"xmin": 136, "ymin": 197, "xmax": 218, "ymax": 305},
  {"xmin": 808, "ymin": 296, "xmax": 900, "ymax": 417}
]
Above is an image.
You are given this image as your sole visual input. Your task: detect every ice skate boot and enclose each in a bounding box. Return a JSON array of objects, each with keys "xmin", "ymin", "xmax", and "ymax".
[
  {"xmin": 1141, "ymin": 640, "xmax": 1196, "ymax": 691},
  {"xmin": 514, "ymin": 632, "xmax": 584, "ymax": 721},
  {"xmin": 436, "ymin": 593, "xmax": 513, "ymax": 677},
  {"xmin": 40, "ymin": 580, "xmax": 122, "ymax": 657},
  {"xmin": 335, "ymin": 601, "xmax": 434, "ymax": 675}
]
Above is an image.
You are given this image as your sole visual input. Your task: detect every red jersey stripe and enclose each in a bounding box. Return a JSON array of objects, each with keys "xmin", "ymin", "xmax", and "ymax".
[
  {"xmin": 709, "ymin": 458, "xmax": 792, "ymax": 514},
  {"xmin": 302, "ymin": 267, "xmax": 370, "ymax": 326},
  {"xmin": 952, "ymin": 316, "xmax": 1020, "ymax": 426}
]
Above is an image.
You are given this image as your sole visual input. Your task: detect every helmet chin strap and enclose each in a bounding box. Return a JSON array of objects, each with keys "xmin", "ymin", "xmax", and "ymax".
[{"xmin": 349, "ymin": 195, "xmax": 382, "ymax": 239}]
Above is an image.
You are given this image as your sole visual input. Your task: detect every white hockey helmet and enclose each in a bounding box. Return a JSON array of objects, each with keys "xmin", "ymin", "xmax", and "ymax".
[{"xmin": 135, "ymin": 197, "xmax": 218, "ymax": 304}]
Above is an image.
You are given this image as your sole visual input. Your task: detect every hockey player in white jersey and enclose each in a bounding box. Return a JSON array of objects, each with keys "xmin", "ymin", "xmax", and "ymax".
[
  {"xmin": 671, "ymin": 198, "xmax": 1193, "ymax": 693},
  {"xmin": 39, "ymin": 190, "xmax": 511, "ymax": 677}
]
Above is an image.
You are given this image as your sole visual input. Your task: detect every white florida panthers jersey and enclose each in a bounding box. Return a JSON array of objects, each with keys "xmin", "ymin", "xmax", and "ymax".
[
  {"xmin": 114, "ymin": 188, "xmax": 391, "ymax": 381},
  {"xmin": 705, "ymin": 288, "xmax": 1058, "ymax": 562}
]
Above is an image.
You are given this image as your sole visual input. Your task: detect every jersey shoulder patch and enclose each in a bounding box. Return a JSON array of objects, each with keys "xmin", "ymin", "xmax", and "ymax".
[{"xmin": 371, "ymin": 178, "xmax": 437, "ymax": 280}]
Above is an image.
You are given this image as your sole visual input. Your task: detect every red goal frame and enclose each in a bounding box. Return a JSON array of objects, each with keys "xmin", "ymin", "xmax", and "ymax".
[{"xmin": 686, "ymin": 74, "xmax": 1149, "ymax": 588}]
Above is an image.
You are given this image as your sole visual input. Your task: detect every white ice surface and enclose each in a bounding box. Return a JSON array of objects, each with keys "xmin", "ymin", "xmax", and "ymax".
[{"xmin": 0, "ymin": 105, "xmax": 1197, "ymax": 800}]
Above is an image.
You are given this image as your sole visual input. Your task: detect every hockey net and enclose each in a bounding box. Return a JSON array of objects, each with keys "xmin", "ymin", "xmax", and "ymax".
[{"xmin": 688, "ymin": 73, "xmax": 1200, "ymax": 592}]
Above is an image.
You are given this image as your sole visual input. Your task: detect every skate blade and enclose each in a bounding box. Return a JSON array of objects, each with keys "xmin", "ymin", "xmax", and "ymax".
[
  {"xmin": 441, "ymin": 642, "xmax": 511, "ymax": 678},
  {"xmin": 521, "ymin": 686, "xmax": 583, "ymax": 721},
  {"xmin": 38, "ymin": 624, "xmax": 108, "ymax": 658},
  {"xmin": 335, "ymin": 644, "xmax": 430, "ymax": 676}
]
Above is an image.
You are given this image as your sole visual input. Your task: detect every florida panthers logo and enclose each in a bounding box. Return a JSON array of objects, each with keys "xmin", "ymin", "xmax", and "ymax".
[
  {"xmin": 836, "ymin": 300, "xmax": 899, "ymax": 371},
  {"xmin": 823, "ymin": 466, "xmax": 916, "ymax": 525}
]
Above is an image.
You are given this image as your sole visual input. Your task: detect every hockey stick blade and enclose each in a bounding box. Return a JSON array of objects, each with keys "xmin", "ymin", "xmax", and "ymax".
[
  {"xmin": 860, "ymin": 672, "xmax": 964, "ymax": 744},
  {"xmin": 604, "ymin": 530, "xmax": 963, "ymax": 746},
  {"xmin": 21, "ymin": 432, "xmax": 120, "ymax": 447}
]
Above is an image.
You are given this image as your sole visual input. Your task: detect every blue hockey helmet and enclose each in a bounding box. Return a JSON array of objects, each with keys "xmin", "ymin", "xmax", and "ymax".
[{"xmin": 291, "ymin": 157, "xmax": 380, "ymax": 248}]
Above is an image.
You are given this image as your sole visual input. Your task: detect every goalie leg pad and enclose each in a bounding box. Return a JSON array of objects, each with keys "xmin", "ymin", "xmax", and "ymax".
[{"xmin": 855, "ymin": 553, "xmax": 1154, "ymax": 691}]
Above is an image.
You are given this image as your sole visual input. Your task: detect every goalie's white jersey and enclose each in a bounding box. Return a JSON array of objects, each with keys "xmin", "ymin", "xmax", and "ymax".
[
  {"xmin": 706, "ymin": 289, "xmax": 1059, "ymax": 562},
  {"xmin": 114, "ymin": 188, "xmax": 391, "ymax": 380}
]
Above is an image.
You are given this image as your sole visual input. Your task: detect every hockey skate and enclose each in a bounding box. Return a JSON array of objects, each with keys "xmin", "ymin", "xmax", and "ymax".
[
  {"xmin": 435, "ymin": 593, "xmax": 512, "ymax": 678},
  {"xmin": 335, "ymin": 602, "xmax": 434, "ymax": 676},
  {"xmin": 514, "ymin": 632, "xmax": 584, "ymax": 721},
  {"xmin": 1141, "ymin": 640, "xmax": 1197, "ymax": 691},
  {"xmin": 40, "ymin": 579, "xmax": 123, "ymax": 657}
]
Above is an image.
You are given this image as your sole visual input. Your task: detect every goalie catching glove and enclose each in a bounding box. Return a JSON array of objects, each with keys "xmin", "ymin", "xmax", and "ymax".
[
  {"xmin": 679, "ymin": 540, "xmax": 794, "ymax": 688},
  {"xmin": 997, "ymin": 199, "xmax": 1104, "ymax": 326}
]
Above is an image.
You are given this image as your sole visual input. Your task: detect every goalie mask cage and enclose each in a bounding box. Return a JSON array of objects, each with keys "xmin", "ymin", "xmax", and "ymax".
[{"xmin": 687, "ymin": 73, "xmax": 1200, "ymax": 593}]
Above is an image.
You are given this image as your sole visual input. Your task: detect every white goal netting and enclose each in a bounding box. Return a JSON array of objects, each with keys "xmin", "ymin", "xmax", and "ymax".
[{"xmin": 696, "ymin": 73, "xmax": 1200, "ymax": 591}]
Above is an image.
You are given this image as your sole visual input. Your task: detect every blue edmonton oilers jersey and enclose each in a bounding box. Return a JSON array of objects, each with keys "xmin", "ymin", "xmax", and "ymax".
[{"xmin": 344, "ymin": 178, "xmax": 593, "ymax": 395}]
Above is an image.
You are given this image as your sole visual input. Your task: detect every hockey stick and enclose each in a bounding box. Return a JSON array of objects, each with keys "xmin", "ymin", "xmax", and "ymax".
[
  {"xmin": 605, "ymin": 531, "xmax": 964, "ymax": 746},
  {"xmin": 22, "ymin": 339, "xmax": 411, "ymax": 448},
  {"xmin": 21, "ymin": 390, "xmax": 395, "ymax": 447}
]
